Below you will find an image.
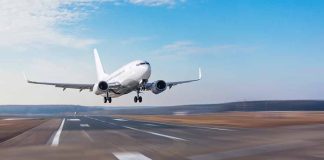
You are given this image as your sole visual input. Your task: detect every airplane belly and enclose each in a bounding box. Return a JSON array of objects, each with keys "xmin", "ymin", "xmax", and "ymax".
[
  {"xmin": 102, "ymin": 79, "xmax": 139, "ymax": 98},
  {"xmin": 117, "ymin": 79, "xmax": 139, "ymax": 93}
]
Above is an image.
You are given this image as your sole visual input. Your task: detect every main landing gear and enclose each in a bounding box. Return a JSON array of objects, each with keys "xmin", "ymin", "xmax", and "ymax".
[
  {"xmin": 134, "ymin": 96, "xmax": 142, "ymax": 103},
  {"xmin": 104, "ymin": 97, "xmax": 112, "ymax": 103},
  {"xmin": 134, "ymin": 89, "xmax": 142, "ymax": 103},
  {"xmin": 104, "ymin": 92, "xmax": 112, "ymax": 103}
]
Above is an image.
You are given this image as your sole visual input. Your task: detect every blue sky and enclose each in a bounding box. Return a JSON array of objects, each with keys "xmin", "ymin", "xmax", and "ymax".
[{"xmin": 1, "ymin": 0, "xmax": 324, "ymax": 106}]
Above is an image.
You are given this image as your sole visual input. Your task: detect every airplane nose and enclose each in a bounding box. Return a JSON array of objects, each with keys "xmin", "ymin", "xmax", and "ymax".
[{"xmin": 141, "ymin": 65, "xmax": 151, "ymax": 78}]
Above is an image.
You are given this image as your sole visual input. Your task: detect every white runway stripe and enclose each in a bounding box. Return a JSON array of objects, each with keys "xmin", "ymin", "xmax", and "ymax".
[
  {"xmin": 123, "ymin": 126, "xmax": 187, "ymax": 141},
  {"xmin": 113, "ymin": 152, "xmax": 151, "ymax": 160},
  {"xmin": 127, "ymin": 119, "xmax": 235, "ymax": 131},
  {"xmin": 67, "ymin": 118, "xmax": 80, "ymax": 121},
  {"xmin": 114, "ymin": 118, "xmax": 128, "ymax": 122},
  {"xmin": 85, "ymin": 116, "xmax": 187, "ymax": 141},
  {"xmin": 51, "ymin": 118, "xmax": 65, "ymax": 146},
  {"xmin": 80, "ymin": 124, "xmax": 90, "ymax": 127}
]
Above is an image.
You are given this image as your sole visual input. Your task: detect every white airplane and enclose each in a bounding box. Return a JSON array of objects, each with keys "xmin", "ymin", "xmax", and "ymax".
[{"xmin": 25, "ymin": 49, "xmax": 201, "ymax": 103}]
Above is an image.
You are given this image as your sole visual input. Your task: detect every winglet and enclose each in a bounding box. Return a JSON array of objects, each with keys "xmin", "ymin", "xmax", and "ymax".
[{"xmin": 198, "ymin": 68, "xmax": 202, "ymax": 80}]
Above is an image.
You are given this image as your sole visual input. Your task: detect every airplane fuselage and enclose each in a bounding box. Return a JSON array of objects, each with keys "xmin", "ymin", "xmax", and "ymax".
[{"xmin": 99, "ymin": 60, "xmax": 151, "ymax": 98}]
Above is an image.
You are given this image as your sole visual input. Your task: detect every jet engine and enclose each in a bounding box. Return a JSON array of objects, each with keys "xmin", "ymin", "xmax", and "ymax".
[
  {"xmin": 151, "ymin": 80, "xmax": 167, "ymax": 94},
  {"xmin": 94, "ymin": 81, "xmax": 109, "ymax": 95}
]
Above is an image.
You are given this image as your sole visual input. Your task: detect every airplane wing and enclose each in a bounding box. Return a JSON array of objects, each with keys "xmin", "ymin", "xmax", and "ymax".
[
  {"xmin": 144, "ymin": 68, "xmax": 201, "ymax": 90},
  {"xmin": 23, "ymin": 72, "xmax": 93, "ymax": 91},
  {"xmin": 25, "ymin": 77, "xmax": 121, "ymax": 91},
  {"xmin": 166, "ymin": 68, "xmax": 202, "ymax": 89},
  {"xmin": 25, "ymin": 77, "xmax": 95, "ymax": 91}
]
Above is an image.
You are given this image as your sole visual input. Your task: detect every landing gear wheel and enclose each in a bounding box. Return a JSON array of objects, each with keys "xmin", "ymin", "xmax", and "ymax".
[
  {"xmin": 108, "ymin": 97, "xmax": 112, "ymax": 103},
  {"xmin": 104, "ymin": 97, "xmax": 107, "ymax": 103},
  {"xmin": 138, "ymin": 96, "xmax": 142, "ymax": 103},
  {"xmin": 134, "ymin": 96, "xmax": 138, "ymax": 103}
]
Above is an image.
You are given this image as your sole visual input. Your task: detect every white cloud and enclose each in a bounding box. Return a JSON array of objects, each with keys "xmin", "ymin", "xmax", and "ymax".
[
  {"xmin": 0, "ymin": 0, "xmax": 100, "ymax": 49},
  {"xmin": 153, "ymin": 41, "xmax": 256, "ymax": 58},
  {"xmin": 0, "ymin": 0, "xmax": 186, "ymax": 50}
]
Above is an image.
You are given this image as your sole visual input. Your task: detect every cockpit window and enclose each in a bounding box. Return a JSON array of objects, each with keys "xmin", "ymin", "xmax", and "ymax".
[{"xmin": 136, "ymin": 62, "xmax": 150, "ymax": 66}]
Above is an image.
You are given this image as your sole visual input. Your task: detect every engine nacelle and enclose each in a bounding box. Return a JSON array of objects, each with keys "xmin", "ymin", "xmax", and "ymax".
[
  {"xmin": 94, "ymin": 81, "xmax": 109, "ymax": 95},
  {"xmin": 151, "ymin": 80, "xmax": 167, "ymax": 94}
]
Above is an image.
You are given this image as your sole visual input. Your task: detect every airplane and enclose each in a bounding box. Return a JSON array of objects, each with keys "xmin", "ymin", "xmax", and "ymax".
[{"xmin": 24, "ymin": 49, "xmax": 201, "ymax": 103}]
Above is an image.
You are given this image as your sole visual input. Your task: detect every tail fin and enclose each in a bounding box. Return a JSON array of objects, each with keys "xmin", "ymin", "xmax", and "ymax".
[{"xmin": 94, "ymin": 48, "xmax": 107, "ymax": 80}]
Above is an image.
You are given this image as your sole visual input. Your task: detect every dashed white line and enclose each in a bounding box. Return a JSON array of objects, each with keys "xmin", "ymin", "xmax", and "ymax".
[
  {"xmin": 144, "ymin": 124, "xmax": 158, "ymax": 127},
  {"xmin": 85, "ymin": 116, "xmax": 106, "ymax": 123},
  {"xmin": 114, "ymin": 118, "xmax": 128, "ymax": 122},
  {"xmin": 123, "ymin": 126, "xmax": 188, "ymax": 141},
  {"xmin": 124, "ymin": 119, "xmax": 235, "ymax": 131},
  {"xmin": 51, "ymin": 118, "xmax": 65, "ymax": 146},
  {"xmin": 113, "ymin": 152, "xmax": 151, "ymax": 160},
  {"xmin": 85, "ymin": 116, "xmax": 188, "ymax": 141},
  {"xmin": 80, "ymin": 124, "xmax": 90, "ymax": 127},
  {"xmin": 67, "ymin": 118, "xmax": 80, "ymax": 121}
]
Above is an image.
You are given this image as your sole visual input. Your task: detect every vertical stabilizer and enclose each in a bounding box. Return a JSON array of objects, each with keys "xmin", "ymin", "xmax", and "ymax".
[{"xmin": 94, "ymin": 48, "xmax": 106, "ymax": 80}]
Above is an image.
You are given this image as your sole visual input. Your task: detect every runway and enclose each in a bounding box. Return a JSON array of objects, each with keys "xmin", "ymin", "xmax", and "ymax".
[{"xmin": 1, "ymin": 115, "xmax": 324, "ymax": 160}]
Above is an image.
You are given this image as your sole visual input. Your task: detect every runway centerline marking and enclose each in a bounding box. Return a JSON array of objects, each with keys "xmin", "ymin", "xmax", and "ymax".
[
  {"xmin": 114, "ymin": 118, "xmax": 128, "ymax": 122},
  {"xmin": 123, "ymin": 126, "xmax": 188, "ymax": 141},
  {"xmin": 51, "ymin": 118, "xmax": 65, "ymax": 147},
  {"xmin": 84, "ymin": 116, "xmax": 187, "ymax": 141},
  {"xmin": 67, "ymin": 118, "xmax": 80, "ymax": 121},
  {"xmin": 80, "ymin": 124, "xmax": 90, "ymax": 127},
  {"xmin": 119, "ymin": 118, "xmax": 235, "ymax": 131},
  {"xmin": 113, "ymin": 152, "xmax": 151, "ymax": 160}
]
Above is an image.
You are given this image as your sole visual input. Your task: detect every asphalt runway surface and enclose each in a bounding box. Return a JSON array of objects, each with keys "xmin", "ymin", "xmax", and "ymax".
[{"xmin": 1, "ymin": 115, "xmax": 324, "ymax": 160}]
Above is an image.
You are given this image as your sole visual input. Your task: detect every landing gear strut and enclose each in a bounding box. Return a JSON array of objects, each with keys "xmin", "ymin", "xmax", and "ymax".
[
  {"xmin": 104, "ymin": 92, "xmax": 112, "ymax": 103},
  {"xmin": 134, "ymin": 89, "xmax": 143, "ymax": 103}
]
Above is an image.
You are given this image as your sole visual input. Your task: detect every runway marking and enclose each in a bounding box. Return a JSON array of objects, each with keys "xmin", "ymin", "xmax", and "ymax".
[
  {"xmin": 67, "ymin": 118, "xmax": 80, "ymax": 121},
  {"xmin": 124, "ymin": 119, "xmax": 235, "ymax": 131},
  {"xmin": 80, "ymin": 124, "xmax": 90, "ymax": 127},
  {"xmin": 89, "ymin": 116, "xmax": 234, "ymax": 131},
  {"xmin": 113, "ymin": 152, "xmax": 151, "ymax": 160},
  {"xmin": 161, "ymin": 122, "xmax": 235, "ymax": 131},
  {"xmin": 51, "ymin": 118, "xmax": 65, "ymax": 146},
  {"xmin": 82, "ymin": 130, "xmax": 94, "ymax": 142},
  {"xmin": 85, "ymin": 116, "xmax": 112, "ymax": 123},
  {"xmin": 85, "ymin": 116, "xmax": 187, "ymax": 141},
  {"xmin": 123, "ymin": 126, "xmax": 187, "ymax": 141},
  {"xmin": 114, "ymin": 118, "xmax": 128, "ymax": 122},
  {"xmin": 144, "ymin": 123, "xmax": 158, "ymax": 127}
]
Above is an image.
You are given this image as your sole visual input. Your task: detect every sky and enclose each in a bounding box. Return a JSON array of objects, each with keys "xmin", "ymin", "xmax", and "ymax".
[{"xmin": 1, "ymin": 0, "xmax": 324, "ymax": 106}]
